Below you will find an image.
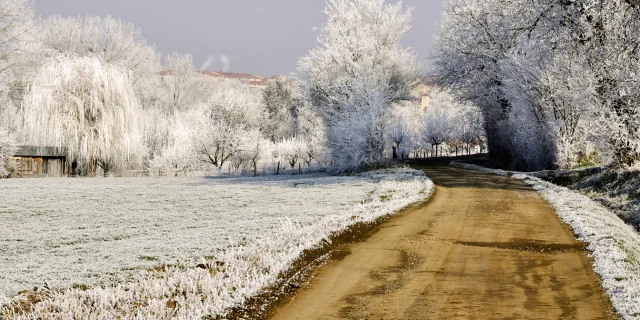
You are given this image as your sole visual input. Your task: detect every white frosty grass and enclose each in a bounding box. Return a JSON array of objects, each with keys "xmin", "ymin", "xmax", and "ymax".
[
  {"xmin": 451, "ymin": 161, "xmax": 640, "ymax": 319},
  {"xmin": 0, "ymin": 168, "xmax": 433, "ymax": 319}
]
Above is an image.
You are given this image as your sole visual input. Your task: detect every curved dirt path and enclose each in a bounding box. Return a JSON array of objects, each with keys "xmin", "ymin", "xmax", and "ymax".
[{"xmin": 272, "ymin": 161, "xmax": 616, "ymax": 320}]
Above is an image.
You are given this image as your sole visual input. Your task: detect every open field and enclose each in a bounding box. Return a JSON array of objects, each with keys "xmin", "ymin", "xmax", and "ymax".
[{"xmin": 0, "ymin": 169, "xmax": 432, "ymax": 318}]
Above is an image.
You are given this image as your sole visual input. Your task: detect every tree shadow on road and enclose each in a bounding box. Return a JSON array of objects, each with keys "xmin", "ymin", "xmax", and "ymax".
[{"xmin": 406, "ymin": 158, "xmax": 532, "ymax": 192}]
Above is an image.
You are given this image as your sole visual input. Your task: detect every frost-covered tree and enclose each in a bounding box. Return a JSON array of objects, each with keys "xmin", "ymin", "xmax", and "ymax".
[
  {"xmin": 23, "ymin": 55, "xmax": 143, "ymax": 176},
  {"xmin": 141, "ymin": 53, "xmax": 209, "ymax": 165},
  {"xmin": 568, "ymin": 0, "xmax": 640, "ymax": 167},
  {"xmin": 141, "ymin": 107, "xmax": 171, "ymax": 163},
  {"xmin": 433, "ymin": 0, "xmax": 523, "ymax": 166},
  {"xmin": 262, "ymin": 79, "xmax": 300, "ymax": 142},
  {"xmin": 298, "ymin": 0, "xmax": 421, "ymax": 171},
  {"xmin": 454, "ymin": 106, "xmax": 484, "ymax": 156},
  {"xmin": 241, "ymin": 129, "xmax": 271, "ymax": 176},
  {"xmin": 159, "ymin": 52, "xmax": 209, "ymax": 113},
  {"xmin": 39, "ymin": 14, "xmax": 163, "ymax": 155},
  {"xmin": 39, "ymin": 14, "xmax": 160, "ymax": 85},
  {"xmin": 388, "ymin": 100, "xmax": 423, "ymax": 158},
  {"xmin": 195, "ymin": 80, "xmax": 263, "ymax": 169},
  {"xmin": 0, "ymin": 128, "xmax": 17, "ymax": 177},
  {"xmin": 419, "ymin": 90, "xmax": 460, "ymax": 157},
  {"xmin": 37, "ymin": 14, "xmax": 165, "ymax": 172},
  {"xmin": 433, "ymin": 0, "xmax": 640, "ymax": 169},
  {"xmin": 388, "ymin": 114, "xmax": 411, "ymax": 159},
  {"xmin": 280, "ymin": 137, "xmax": 304, "ymax": 169},
  {"xmin": 152, "ymin": 112, "xmax": 198, "ymax": 176},
  {"xmin": 271, "ymin": 137, "xmax": 309, "ymax": 174},
  {"xmin": 0, "ymin": 0, "xmax": 37, "ymax": 137},
  {"xmin": 302, "ymin": 135, "xmax": 323, "ymax": 168},
  {"xmin": 0, "ymin": 0, "xmax": 36, "ymax": 82},
  {"xmin": 420, "ymin": 107, "xmax": 453, "ymax": 158}
]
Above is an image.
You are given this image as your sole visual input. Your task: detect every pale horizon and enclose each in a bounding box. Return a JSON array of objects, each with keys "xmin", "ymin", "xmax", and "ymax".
[{"xmin": 34, "ymin": 0, "xmax": 445, "ymax": 76}]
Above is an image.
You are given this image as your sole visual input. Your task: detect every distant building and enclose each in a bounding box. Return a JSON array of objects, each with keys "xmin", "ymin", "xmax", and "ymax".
[
  {"xmin": 412, "ymin": 82, "xmax": 431, "ymax": 110},
  {"xmin": 160, "ymin": 70, "xmax": 294, "ymax": 91},
  {"xmin": 201, "ymin": 71, "xmax": 295, "ymax": 90},
  {"xmin": 11, "ymin": 146, "xmax": 68, "ymax": 177}
]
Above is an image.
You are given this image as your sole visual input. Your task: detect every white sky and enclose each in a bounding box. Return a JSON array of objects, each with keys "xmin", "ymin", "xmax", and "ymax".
[{"xmin": 35, "ymin": 0, "xmax": 445, "ymax": 76}]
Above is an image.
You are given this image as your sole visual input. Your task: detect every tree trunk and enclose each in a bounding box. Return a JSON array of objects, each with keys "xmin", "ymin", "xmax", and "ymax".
[
  {"xmin": 392, "ymin": 147, "xmax": 398, "ymax": 159},
  {"xmin": 253, "ymin": 160, "xmax": 258, "ymax": 176},
  {"xmin": 88, "ymin": 159, "xmax": 98, "ymax": 177}
]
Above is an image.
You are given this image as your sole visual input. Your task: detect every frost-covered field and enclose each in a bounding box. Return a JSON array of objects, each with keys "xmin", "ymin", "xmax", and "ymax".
[
  {"xmin": 452, "ymin": 162, "xmax": 640, "ymax": 319},
  {"xmin": 0, "ymin": 168, "xmax": 433, "ymax": 319}
]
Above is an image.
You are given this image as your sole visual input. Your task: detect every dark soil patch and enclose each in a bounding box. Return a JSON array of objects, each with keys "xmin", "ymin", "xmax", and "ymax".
[{"xmin": 455, "ymin": 239, "xmax": 588, "ymax": 254}]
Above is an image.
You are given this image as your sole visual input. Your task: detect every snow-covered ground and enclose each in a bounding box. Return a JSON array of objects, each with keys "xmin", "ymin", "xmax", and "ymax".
[
  {"xmin": 0, "ymin": 168, "xmax": 433, "ymax": 319},
  {"xmin": 452, "ymin": 161, "xmax": 640, "ymax": 319}
]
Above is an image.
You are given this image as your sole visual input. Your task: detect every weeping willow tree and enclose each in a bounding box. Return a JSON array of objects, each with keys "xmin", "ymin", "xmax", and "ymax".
[{"xmin": 23, "ymin": 54, "xmax": 143, "ymax": 176}]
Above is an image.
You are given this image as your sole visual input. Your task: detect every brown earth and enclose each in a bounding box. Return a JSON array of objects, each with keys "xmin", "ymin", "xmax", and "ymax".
[{"xmin": 271, "ymin": 160, "xmax": 616, "ymax": 320}]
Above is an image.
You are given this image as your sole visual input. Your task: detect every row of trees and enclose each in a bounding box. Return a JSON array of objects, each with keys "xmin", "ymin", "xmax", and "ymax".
[
  {"xmin": 0, "ymin": 0, "xmax": 489, "ymax": 176},
  {"xmin": 433, "ymin": 0, "xmax": 640, "ymax": 170},
  {"xmin": 148, "ymin": 80, "xmax": 324, "ymax": 176},
  {"xmin": 296, "ymin": 0, "xmax": 485, "ymax": 171},
  {"xmin": 389, "ymin": 90, "xmax": 485, "ymax": 160}
]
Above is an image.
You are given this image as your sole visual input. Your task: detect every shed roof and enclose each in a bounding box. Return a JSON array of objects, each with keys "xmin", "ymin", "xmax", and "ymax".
[{"xmin": 14, "ymin": 146, "xmax": 67, "ymax": 157}]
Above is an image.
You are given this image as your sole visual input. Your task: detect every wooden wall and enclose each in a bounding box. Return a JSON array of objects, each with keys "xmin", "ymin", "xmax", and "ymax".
[{"xmin": 11, "ymin": 157, "xmax": 66, "ymax": 177}]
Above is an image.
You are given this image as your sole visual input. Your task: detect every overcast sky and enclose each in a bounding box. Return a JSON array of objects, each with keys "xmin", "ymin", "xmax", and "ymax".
[{"xmin": 34, "ymin": 0, "xmax": 444, "ymax": 76}]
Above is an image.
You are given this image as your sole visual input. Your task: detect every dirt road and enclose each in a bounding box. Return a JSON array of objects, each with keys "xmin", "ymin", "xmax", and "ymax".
[{"xmin": 272, "ymin": 161, "xmax": 615, "ymax": 320}]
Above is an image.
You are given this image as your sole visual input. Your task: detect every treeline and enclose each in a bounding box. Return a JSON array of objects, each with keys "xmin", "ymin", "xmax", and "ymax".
[
  {"xmin": 296, "ymin": 0, "xmax": 485, "ymax": 171},
  {"xmin": 386, "ymin": 89, "xmax": 485, "ymax": 160},
  {"xmin": 0, "ymin": 1, "xmax": 324, "ymax": 177},
  {"xmin": 0, "ymin": 0, "xmax": 489, "ymax": 177},
  {"xmin": 433, "ymin": 0, "xmax": 640, "ymax": 171}
]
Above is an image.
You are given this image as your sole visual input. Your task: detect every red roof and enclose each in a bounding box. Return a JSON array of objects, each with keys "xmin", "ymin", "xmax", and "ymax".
[
  {"xmin": 161, "ymin": 70, "xmax": 294, "ymax": 87},
  {"xmin": 200, "ymin": 71, "xmax": 223, "ymax": 77},
  {"xmin": 246, "ymin": 80, "xmax": 268, "ymax": 86},
  {"xmin": 213, "ymin": 72, "xmax": 264, "ymax": 80}
]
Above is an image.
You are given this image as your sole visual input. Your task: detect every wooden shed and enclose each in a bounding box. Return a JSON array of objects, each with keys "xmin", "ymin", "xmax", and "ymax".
[{"xmin": 11, "ymin": 146, "xmax": 68, "ymax": 177}]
